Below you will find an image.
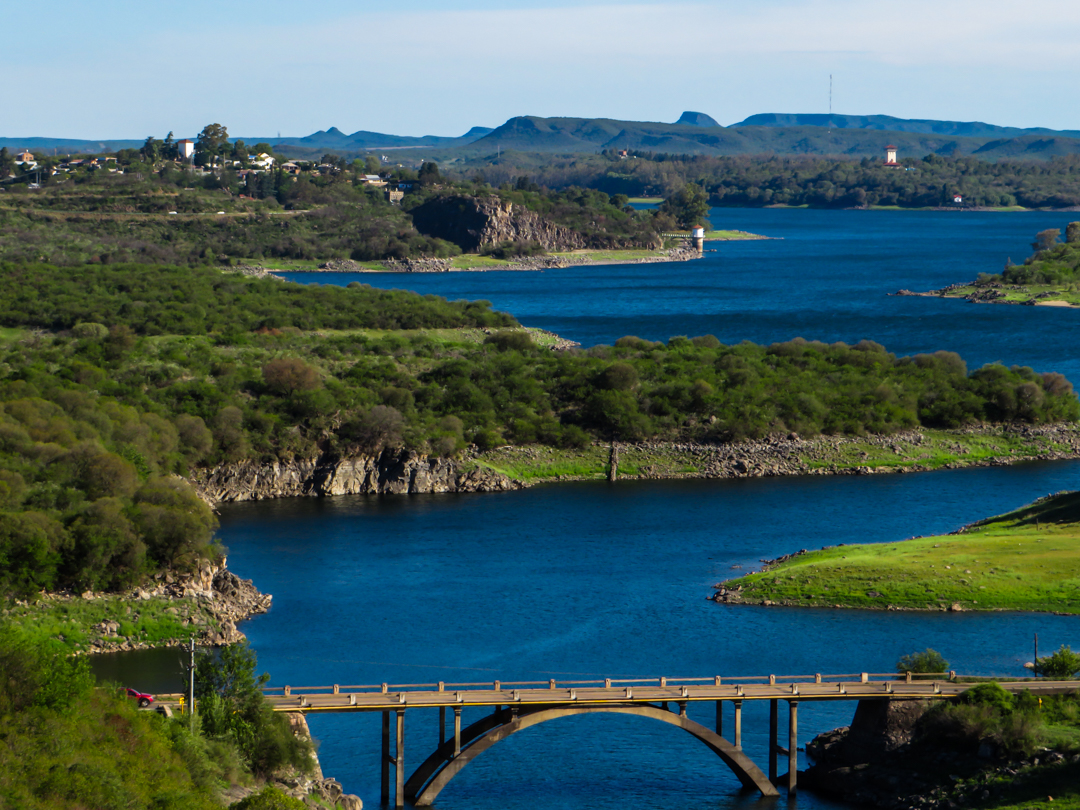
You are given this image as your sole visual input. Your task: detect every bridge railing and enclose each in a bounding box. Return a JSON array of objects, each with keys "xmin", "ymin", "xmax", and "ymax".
[{"xmin": 262, "ymin": 671, "xmax": 956, "ymax": 697}]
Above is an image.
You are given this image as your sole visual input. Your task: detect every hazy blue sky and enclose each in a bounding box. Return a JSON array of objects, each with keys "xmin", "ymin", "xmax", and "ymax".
[{"xmin": 6, "ymin": 0, "xmax": 1079, "ymax": 138}]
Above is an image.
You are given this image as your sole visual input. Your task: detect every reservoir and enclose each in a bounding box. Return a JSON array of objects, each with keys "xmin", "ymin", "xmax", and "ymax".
[{"xmin": 128, "ymin": 209, "xmax": 1080, "ymax": 809}]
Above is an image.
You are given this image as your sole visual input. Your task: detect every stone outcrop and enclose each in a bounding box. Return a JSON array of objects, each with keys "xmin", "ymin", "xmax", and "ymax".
[
  {"xmin": 803, "ymin": 699, "xmax": 1080, "ymax": 810},
  {"xmin": 73, "ymin": 557, "xmax": 272, "ymax": 653},
  {"xmin": 190, "ymin": 449, "xmax": 524, "ymax": 505},
  {"xmin": 409, "ymin": 193, "xmax": 657, "ymax": 252},
  {"xmin": 222, "ymin": 712, "xmax": 365, "ymax": 810}
]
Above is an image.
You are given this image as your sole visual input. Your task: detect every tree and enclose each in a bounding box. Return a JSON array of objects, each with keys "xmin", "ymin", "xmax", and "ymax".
[
  {"xmin": 1035, "ymin": 645, "xmax": 1080, "ymax": 678},
  {"xmin": 1032, "ymin": 228, "xmax": 1061, "ymax": 254},
  {"xmin": 140, "ymin": 137, "xmax": 161, "ymax": 164},
  {"xmin": 418, "ymin": 161, "xmax": 442, "ymax": 186},
  {"xmin": 0, "ymin": 147, "xmax": 15, "ymax": 178},
  {"xmin": 896, "ymin": 648, "xmax": 948, "ymax": 673},
  {"xmin": 262, "ymin": 358, "xmax": 321, "ymax": 397},
  {"xmin": 1067, "ymin": 221, "xmax": 1080, "ymax": 244},
  {"xmin": 195, "ymin": 641, "xmax": 312, "ymax": 777},
  {"xmin": 659, "ymin": 183, "xmax": 711, "ymax": 229},
  {"xmin": 195, "ymin": 123, "xmax": 229, "ymax": 167}
]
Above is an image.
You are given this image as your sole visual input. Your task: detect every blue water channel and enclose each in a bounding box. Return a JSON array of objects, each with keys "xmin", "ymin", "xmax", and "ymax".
[{"xmin": 109, "ymin": 209, "xmax": 1080, "ymax": 809}]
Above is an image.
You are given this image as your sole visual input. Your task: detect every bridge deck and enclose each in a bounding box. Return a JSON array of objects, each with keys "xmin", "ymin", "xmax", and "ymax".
[{"xmin": 263, "ymin": 675, "xmax": 1080, "ymax": 714}]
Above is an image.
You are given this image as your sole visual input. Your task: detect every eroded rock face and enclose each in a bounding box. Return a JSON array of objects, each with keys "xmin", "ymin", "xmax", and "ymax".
[
  {"xmin": 409, "ymin": 194, "xmax": 594, "ymax": 252},
  {"xmin": 190, "ymin": 449, "xmax": 524, "ymax": 505}
]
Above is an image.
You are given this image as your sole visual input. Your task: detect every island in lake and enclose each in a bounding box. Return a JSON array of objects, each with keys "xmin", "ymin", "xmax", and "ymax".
[{"xmin": 898, "ymin": 222, "xmax": 1080, "ymax": 308}]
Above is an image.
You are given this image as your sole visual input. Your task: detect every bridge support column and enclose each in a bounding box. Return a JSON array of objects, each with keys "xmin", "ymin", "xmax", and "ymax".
[
  {"xmin": 715, "ymin": 700, "xmax": 722, "ymax": 736},
  {"xmin": 733, "ymin": 700, "xmax": 743, "ymax": 751},
  {"xmin": 787, "ymin": 701, "xmax": 798, "ymax": 796},
  {"xmin": 439, "ymin": 707, "xmax": 446, "ymax": 745},
  {"xmin": 453, "ymin": 707, "xmax": 462, "ymax": 757},
  {"xmin": 396, "ymin": 708, "xmax": 406, "ymax": 808},
  {"xmin": 769, "ymin": 699, "xmax": 778, "ymax": 781},
  {"xmin": 381, "ymin": 711, "xmax": 390, "ymax": 804}
]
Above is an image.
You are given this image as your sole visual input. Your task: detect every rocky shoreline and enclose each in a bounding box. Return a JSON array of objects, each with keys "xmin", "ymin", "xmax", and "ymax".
[
  {"xmin": 21, "ymin": 558, "xmax": 273, "ymax": 655},
  {"xmin": 894, "ymin": 282, "xmax": 1078, "ymax": 307},
  {"xmin": 190, "ymin": 447, "xmax": 525, "ymax": 505},
  {"xmin": 263, "ymin": 246, "xmax": 706, "ymax": 274},
  {"xmin": 803, "ymin": 699, "xmax": 1079, "ymax": 810},
  {"xmin": 189, "ymin": 423, "xmax": 1080, "ymax": 506}
]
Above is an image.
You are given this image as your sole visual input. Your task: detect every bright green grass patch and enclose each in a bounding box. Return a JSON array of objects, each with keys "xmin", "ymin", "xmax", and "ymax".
[
  {"xmin": 801, "ymin": 430, "xmax": 1067, "ymax": 472},
  {"xmin": 3, "ymin": 596, "xmax": 219, "ymax": 653},
  {"xmin": 938, "ymin": 282, "xmax": 1080, "ymax": 306},
  {"xmin": 626, "ymin": 197, "xmax": 663, "ymax": 204},
  {"xmin": 472, "ymin": 446, "xmax": 609, "ymax": 482},
  {"xmin": 722, "ymin": 491, "xmax": 1080, "ymax": 613}
]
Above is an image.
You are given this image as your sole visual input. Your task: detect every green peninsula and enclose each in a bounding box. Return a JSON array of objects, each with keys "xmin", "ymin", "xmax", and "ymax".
[
  {"xmin": 715, "ymin": 491, "xmax": 1080, "ymax": 613},
  {"xmin": 910, "ymin": 223, "xmax": 1080, "ymax": 308}
]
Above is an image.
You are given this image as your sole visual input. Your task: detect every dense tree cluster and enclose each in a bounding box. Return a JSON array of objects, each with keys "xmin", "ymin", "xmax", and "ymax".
[
  {"xmin": 0, "ymin": 626, "xmax": 307, "ymax": 807},
  {"xmin": 453, "ymin": 152, "xmax": 1080, "ymax": 209},
  {"xmin": 0, "ymin": 263, "xmax": 517, "ymax": 334},
  {"xmin": 983, "ymin": 224, "xmax": 1080, "ymax": 285}
]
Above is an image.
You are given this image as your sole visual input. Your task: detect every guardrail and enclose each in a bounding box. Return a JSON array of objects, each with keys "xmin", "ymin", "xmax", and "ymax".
[{"xmin": 262, "ymin": 671, "xmax": 957, "ymax": 697}]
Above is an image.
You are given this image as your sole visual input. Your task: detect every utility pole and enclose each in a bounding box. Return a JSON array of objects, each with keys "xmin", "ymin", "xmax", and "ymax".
[
  {"xmin": 188, "ymin": 635, "xmax": 196, "ymax": 729},
  {"xmin": 1034, "ymin": 632, "xmax": 1039, "ymax": 677}
]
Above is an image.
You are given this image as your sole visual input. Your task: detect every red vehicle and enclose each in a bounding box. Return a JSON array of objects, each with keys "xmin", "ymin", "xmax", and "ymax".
[{"xmin": 122, "ymin": 687, "xmax": 154, "ymax": 708}]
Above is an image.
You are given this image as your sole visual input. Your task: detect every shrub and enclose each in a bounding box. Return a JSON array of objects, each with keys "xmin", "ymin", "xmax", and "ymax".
[
  {"xmin": 230, "ymin": 786, "xmax": 308, "ymax": 810},
  {"xmin": 959, "ymin": 682, "xmax": 1014, "ymax": 714},
  {"xmin": 596, "ymin": 362, "xmax": 638, "ymax": 391},
  {"xmin": 485, "ymin": 330, "xmax": 535, "ymax": 352},
  {"xmin": 897, "ymin": 648, "xmax": 949, "ymax": 673},
  {"xmin": 1037, "ymin": 644, "xmax": 1080, "ymax": 679},
  {"xmin": 72, "ymin": 322, "xmax": 109, "ymax": 340}
]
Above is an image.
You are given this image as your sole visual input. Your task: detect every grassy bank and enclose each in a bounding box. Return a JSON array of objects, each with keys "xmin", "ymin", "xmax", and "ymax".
[
  {"xmin": 257, "ymin": 244, "xmax": 768, "ymax": 272},
  {"xmin": 3, "ymin": 594, "xmax": 225, "ymax": 654},
  {"xmin": 933, "ymin": 282, "xmax": 1080, "ymax": 307},
  {"xmin": 470, "ymin": 426, "xmax": 1080, "ymax": 485},
  {"xmin": 717, "ymin": 490, "xmax": 1080, "ymax": 613}
]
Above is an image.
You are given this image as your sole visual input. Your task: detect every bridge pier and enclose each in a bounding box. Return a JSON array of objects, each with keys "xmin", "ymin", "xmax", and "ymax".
[
  {"xmin": 454, "ymin": 706, "xmax": 462, "ymax": 756},
  {"xmin": 381, "ymin": 711, "xmax": 389, "ymax": 804},
  {"xmin": 733, "ymin": 699, "xmax": 743, "ymax": 750},
  {"xmin": 769, "ymin": 699, "xmax": 778, "ymax": 780},
  {"xmin": 381, "ymin": 709, "xmax": 407, "ymax": 807},
  {"xmin": 396, "ymin": 708, "xmax": 405, "ymax": 807},
  {"xmin": 788, "ymin": 700, "xmax": 798, "ymax": 796}
]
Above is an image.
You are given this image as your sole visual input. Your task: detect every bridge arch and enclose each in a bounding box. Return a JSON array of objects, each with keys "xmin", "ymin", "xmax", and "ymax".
[{"xmin": 406, "ymin": 703, "xmax": 779, "ymax": 806}]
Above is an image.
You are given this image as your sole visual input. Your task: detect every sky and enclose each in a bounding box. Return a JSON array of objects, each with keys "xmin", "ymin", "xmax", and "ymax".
[{"xmin": 6, "ymin": 0, "xmax": 1080, "ymax": 139}]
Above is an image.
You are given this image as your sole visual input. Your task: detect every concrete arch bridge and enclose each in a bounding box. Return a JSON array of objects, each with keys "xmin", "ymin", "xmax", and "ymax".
[{"xmin": 263, "ymin": 671, "xmax": 1080, "ymax": 807}]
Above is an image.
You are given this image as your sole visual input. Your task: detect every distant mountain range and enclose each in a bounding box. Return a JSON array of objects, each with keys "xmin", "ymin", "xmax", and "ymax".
[
  {"xmin": 460, "ymin": 113, "xmax": 1080, "ymax": 160},
  {"xmin": 271, "ymin": 125, "xmax": 494, "ymax": 151},
  {"xmin": 7, "ymin": 112, "xmax": 1080, "ymax": 160},
  {"xmin": 733, "ymin": 113, "xmax": 1080, "ymax": 139}
]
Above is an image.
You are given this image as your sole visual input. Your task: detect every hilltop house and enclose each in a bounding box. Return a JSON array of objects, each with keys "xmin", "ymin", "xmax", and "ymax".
[
  {"xmin": 249, "ymin": 153, "xmax": 275, "ymax": 168},
  {"xmin": 177, "ymin": 139, "xmax": 195, "ymax": 160},
  {"xmin": 361, "ymin": 174, "xmax": 386, "ymax": 186}
]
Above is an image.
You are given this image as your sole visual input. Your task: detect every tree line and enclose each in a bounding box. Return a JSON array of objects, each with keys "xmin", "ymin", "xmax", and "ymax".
[
  {"xmin": 0, "ymin": 264, "xmax": 1075, "ymax": 597},
  {"xmin": 451, "ymin": 152, "xmax": 1080, "ymax": 209}
]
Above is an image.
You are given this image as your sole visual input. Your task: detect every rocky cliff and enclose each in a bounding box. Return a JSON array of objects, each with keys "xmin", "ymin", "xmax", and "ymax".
[
  {"xmin": 190, "ymin": 448, "xmax": 524, "ymax": 505},
  {"xmin": 409, "ymin": 194, "xmax": 590, "ymax": 252}
]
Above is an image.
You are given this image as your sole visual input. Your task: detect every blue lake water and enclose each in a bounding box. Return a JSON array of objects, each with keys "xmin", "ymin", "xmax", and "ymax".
[
  {"xmin": 278, "ymin": 208, "xmax": 1080, "ymax": 382},
  {"xmin": 118, "ymin": 209, "xmax": 1080, "ymax": 809}
]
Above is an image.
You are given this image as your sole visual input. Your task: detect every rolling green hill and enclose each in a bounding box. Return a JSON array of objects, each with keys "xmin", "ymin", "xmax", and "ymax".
[{"xmin": 462, "ymin": 115, "xmax": 1080, "ymax": 160}]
